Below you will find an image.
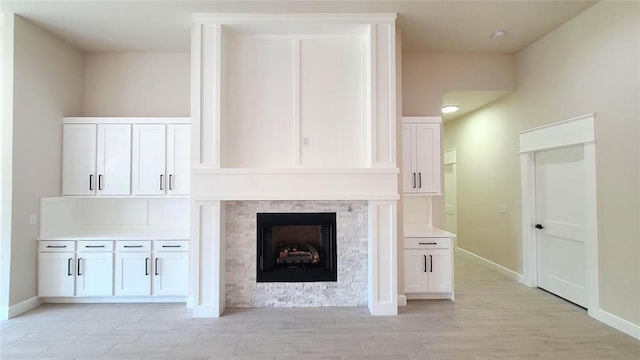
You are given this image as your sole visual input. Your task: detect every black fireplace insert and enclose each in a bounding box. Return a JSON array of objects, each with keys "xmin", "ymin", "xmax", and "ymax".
[{"xmin": 257, "ymin": 212, "xmax": 337, "ymax": 282}]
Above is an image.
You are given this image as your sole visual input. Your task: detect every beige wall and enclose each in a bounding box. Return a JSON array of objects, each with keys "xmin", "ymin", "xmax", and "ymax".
[
  {"xmin": 402, "ymin": 53, "xmax": 516, "ymax": 228},
  {"xmin": 10, "ymin": 16, "xmax": 84, "ymax": 305},
  {"xmin": 444, "ymin": 1, "xmax": 639, "ymax": 325},
  {"xmin": 403, "ymin": 53, "xmax": 516, "ymax": 116},
  {"xmin": 83, "ymin": 52, "xmax": 190, "ymax": 116}
]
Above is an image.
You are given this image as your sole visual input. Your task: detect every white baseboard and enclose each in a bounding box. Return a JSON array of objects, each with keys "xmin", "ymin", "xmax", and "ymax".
[
  {"xmin": 397, "ymin": 295, "xmax": 407, "ymax": 306},
  {"xmin": 589, "ymin": 308, "xmax": 640, "ymax": 340},
  {"xmin": 457, "ymin": 247, "xmax": 523, "ymax": 282},
  {"xmin": 42, "ymin": 296, "xmax": 187, "ymax": 304},
  {"xmin": 0, "ymin": 296, "xmax": 43, "ymax": 319},
  {"xmin": 406, "ymin": 293, "xmax": 454, "ymax": 300}
]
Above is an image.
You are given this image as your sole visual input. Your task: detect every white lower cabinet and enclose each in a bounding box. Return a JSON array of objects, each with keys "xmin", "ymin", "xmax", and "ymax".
[
  {"xmin": 404, "ymin": 236, "xmax": 454, "ymax": 299},
  {"xmin": 38, "ymin": 249, "xmax": 75, "ymax": 297},
  {"xmin": 39, "ymin": 239, "xmax": 188, "ymax": 300},
  {"xmin": 114, "ymin": 240, "xmax": 189, "ymax": 297},
  {"xmin": 153, "ymin": 251, "xmax": 189, "ymax": 296},
  {"xmin": 115, "ymin": 241, "xmax": 152, "ymax": 296}
]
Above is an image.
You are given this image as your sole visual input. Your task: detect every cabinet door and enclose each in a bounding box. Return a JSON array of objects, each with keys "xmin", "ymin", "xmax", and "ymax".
[
  {"xmin": 132, "ymin": 124, "xmax": 166, "ymax": 195},
  {"xmin": 97, "ymin": 124, "xmax": 131, "ymax": 195},
  {"xmin": 401, "ymin": 124, "xmax": 417, "ymax": 193},
  {"xmin": 415, "ymin": 123, "xmax": 442, "ymax": 194},
  {"xmin": 166, "ymin": 124, "xmax": 190, "ymax": 195},
  {"xmin": 152, "ymin": 252, "xmax": 188, "ymax": 296},
  {"xmin": 63, "ymin": 124, "xmax": 97, "ymax": 195},
  {"xmin": 403, "ymin": 249, "xmax": 428, "ymax": 293},
  {"xmin": 38, "ymin": 252, "xmax": 75, "ymax": 297},
  {"xmin": 76, "ymin": 252, "xmax": 114, "ymax": 296},
  {"xmin": 115, "ymin": 252, "xmax": 151, "ymax": 296},
  {"xmin": 427, "ymin": 249, "xmax": 452, "ymax": 293}
]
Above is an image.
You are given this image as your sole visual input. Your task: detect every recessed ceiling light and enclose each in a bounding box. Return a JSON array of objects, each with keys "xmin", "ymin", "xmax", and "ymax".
[
  {"xmin": 491, "ymin": 30, "xmax": 507, "ymax": 39},
  {"xmin": 442, "ymin": 105, "xmax": 460, "ymax": 114}
]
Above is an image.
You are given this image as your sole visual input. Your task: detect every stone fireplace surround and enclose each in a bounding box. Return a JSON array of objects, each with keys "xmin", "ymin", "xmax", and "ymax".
[{"xmin": 226, "ymin": 200, "xmax": 368, "ymax": 308}]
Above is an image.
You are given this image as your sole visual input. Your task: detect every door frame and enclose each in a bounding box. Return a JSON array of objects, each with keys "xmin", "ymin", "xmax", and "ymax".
[
  {"xmin": 519, "ymin": 113, "xmax": 599, "ymax": 312},
  {"xmin": 443, "ymin": 149, "xmax": 457, "ymax": 247}
]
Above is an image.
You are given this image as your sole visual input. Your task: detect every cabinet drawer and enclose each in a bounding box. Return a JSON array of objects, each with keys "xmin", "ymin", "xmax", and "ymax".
[
  {"xmin": 116, "ymin": 241, "xmax": 151, "ymax": 252},
  {"xmin": 39, "ymin": 241, "xmax": 75, "ymax": 252},
  {"xmin": 154, "ymin": 240, "xmax": 189, "ymax": 251},
  {"xmin": 77, "ymin": 241, "xmax": 114, "ymax": 251},
  {"xmin": 404, "ymin": 237, "xmax": 452, "ymax": 250}
]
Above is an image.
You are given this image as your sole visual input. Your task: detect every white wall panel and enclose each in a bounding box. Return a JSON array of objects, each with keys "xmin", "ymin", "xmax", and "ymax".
[
  {"xmin": 300, "ymin": 38, "xmax": 364, "ymax": 167},
  {"xmin": 223, "ymin": 38, "xmax": 295, "ymax": 167}
]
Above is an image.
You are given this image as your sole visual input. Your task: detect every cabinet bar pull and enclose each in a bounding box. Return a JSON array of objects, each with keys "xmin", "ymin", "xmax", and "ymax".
[
  {"xmin": 85, "ymin": 245, "xmax": 105, "ymax": 248},
  {"xmin": 419, "ymin": 242, "xmax": 437, "ymax": 245},
  {"xmin": 98, "ymin": 175, "xmax": 103, "ymax": 190},
  {"xmin": 162, "ymin": 245, "xmax": 181, "ymax": 248},
  {"xmin": 169, "ymin": 174, "xmax": 173, "ymax": 190},
  {"xmin": 145, "ymin": 258, "xmax": 149, "ymax": 276},
  {"xmin": 123, "ymin": 245, "xmax": 143, "ymax": 248},
  {"xmin": 46, "ymin": 245, "xmax": 67, "ymax": 248},
  {"xmin": 89, "ymin": 174, "xmax": 94, "ymax": 191},
  {"xmin": 77, "ymin": 258, "xmax": 82, "ymax": 276},
  {"xmin": 424, "ymin": 255, "xmax": 427, "ymax": 273},
  {"xmin": 160, "ymin": 174, "xmax": 164, "ymax": 191},
  {"xmin": 418, "ymin": 172, "xmax": 422, "ymax": 188},
  {"xmin": 413, "ymin": 173, "xmax": 416, "ymax": 189},
  {"xmin": 67, "ymin": 258, "xmax": 73, "ymax": 276},
  {"xmin": 429, "ymin": 254, "xmax": 433, "ymax": 273},
  {"xmin": 154, "ymin": 258, "xmax": 159, "ymax": 275}
]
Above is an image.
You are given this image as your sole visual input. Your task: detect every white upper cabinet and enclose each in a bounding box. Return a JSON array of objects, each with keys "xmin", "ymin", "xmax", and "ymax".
[
  {"xmin": 63, "ymin": 123, "xmax": 131, "ymax": 196},
  {"xmin": 63, "ymin": 124, "xmax": 97, "ymax": 196},
  {"xmin": 132, "ymin": 124, "xmax": 167, "ymax": 195},
  {"xmin": 132, "ymin": 123, "xmax": 190, "ymax": 196},
  {"xmin": 166, "ymin": 124, "xmax": 190, "ymax": 195},
  {"xmin": 63, "ymin": 118, "xmax": 190, "ymax": 197},
  {"xmin": 96, "ymin": 124, "xmax": 132, "ymax": 195},
  {"xmin": 402, "ymin": 117, "xmax": 442, "ymax": 194}
]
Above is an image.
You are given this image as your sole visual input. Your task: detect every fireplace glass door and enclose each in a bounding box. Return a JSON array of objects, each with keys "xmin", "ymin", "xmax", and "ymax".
[{"xmin": 257, "ymin": 212, "xmax": 337, "ymax": 282}]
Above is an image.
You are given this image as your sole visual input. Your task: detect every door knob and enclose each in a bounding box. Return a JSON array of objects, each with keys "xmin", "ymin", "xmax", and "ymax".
[{"xmin": 535, "ymin": 224, "xmax": 544, "ymax": 229}]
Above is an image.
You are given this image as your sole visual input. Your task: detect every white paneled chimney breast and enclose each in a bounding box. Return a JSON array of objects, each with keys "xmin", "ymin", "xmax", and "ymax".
[{"xmin": 190, "ymin": 13, "xmax": 399, "ymax": 317}]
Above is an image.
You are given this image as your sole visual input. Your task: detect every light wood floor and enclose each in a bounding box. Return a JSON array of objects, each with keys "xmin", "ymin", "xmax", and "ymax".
[{"xmin": 1, "ymin": 252, "xmax": 638, "ymax": 359}]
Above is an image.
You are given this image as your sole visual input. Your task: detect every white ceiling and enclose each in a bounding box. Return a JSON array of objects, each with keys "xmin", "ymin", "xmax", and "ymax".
[{"xmin": 2, "ymin": 1, "xmax": 596, "ymax": 53}]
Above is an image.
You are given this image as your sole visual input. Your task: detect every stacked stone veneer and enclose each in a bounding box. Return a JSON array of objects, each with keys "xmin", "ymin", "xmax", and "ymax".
[{"xmin": 225, "ymin": 200, "xmax": 368, "ymax": 307}]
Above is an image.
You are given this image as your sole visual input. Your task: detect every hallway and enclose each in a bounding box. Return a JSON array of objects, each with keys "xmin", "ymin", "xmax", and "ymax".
[{"xmin": 1, "ymin": 251, "xmax": 638, "ymax": 359}]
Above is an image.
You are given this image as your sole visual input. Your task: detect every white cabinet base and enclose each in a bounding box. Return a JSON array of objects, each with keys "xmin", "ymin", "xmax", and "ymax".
[
  {"xmin": 41, "ymin": 296, "xmax": 187, "ymax": 303},
  {"xmin": 406, "ymin": 293, "xmax": 454, "ymax": 300}
]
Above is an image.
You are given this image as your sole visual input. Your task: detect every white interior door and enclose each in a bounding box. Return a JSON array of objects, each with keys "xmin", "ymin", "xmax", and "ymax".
[
  {"xmin": 535, "ymin": 145, "xmax": 587, "ymax": 307},
  {"xmin": 444, "ymin": 162, "xmax": 457, "ymax": 236}
]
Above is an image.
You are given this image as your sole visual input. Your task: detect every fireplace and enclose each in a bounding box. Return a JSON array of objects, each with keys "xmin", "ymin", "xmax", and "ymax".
[{"xmin": 257, "ymin": 212, "xmax": 337, "ymax": 282}]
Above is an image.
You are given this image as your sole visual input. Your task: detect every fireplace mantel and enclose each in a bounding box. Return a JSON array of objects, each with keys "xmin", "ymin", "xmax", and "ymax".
[{"xmin": 192, "ymin": 167, "xmax": 399, "ymax": 201}]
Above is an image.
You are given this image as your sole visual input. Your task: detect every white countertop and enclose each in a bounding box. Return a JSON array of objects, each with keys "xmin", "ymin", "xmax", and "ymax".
[
  {"xmin": 404, "ymin": 224, "xmax": 456, "ymax": 238},
  {"xmin": 38, "ymin": 232, "xmax": 189, "ymax": 241}
]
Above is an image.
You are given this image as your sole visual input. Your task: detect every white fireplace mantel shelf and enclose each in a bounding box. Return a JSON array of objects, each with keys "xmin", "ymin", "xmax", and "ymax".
[{"xmin": 192, "ymin": 167, "xmax": 400, "ymax": 201}]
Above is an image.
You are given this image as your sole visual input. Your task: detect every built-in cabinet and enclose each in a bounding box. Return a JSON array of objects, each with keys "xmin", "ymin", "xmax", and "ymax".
[
  {"xmin": 403, "ymin": 226, "xmax": 455, "ymax": 300},
  {"xmin": 132, "ymin": 124, "xmax": 190, "ymax": 195},
  {"xmin": 39, "ymin": 239, "xmax": 188, "ymax": 299},
  {"xmin": 62, "ymin": 118, "xmax": 190, "ymax": 197},
  {"xmin": 63, "ymin": 124, "xmax": 131, "ymax": 196},
  {"xmin": 402, "ymin": 117, "xmax": 442, "ymax": 194},
  {"xmin": 114, "ymin": 240, "xmax": 189, "ymax": 297}
]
